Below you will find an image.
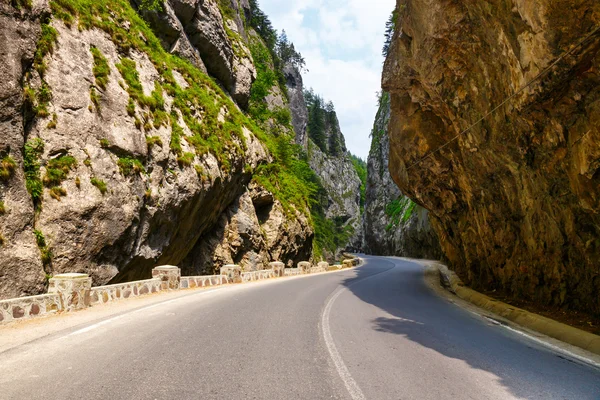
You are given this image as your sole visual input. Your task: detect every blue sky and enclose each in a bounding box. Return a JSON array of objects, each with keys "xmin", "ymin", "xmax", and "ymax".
[{"xmin": 258, "ymin": 0, "xmax": 396, "ymax": 160}]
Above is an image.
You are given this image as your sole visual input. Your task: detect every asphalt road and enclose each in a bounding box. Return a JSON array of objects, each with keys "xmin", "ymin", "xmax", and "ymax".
[{"xmin": 1, "ymin": 256, "xmax": 599, "ymax": 399}]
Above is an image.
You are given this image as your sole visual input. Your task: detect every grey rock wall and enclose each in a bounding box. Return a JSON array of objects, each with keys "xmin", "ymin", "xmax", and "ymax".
[{"xmin": 364, "ymin": 93, "xmax": 441, "ymax": 260}]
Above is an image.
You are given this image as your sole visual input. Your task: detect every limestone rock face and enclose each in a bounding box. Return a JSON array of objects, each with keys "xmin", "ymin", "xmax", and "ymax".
[
  {"xmin": 285, "ymin": 65, "xmax": 363, "ymax": 259},
  {"xmin": 0, "ymin": 0, "xmax": 309, "ymax": 299},
  {"xmin": 284, "ymin": 63, "xmax": 308, "ymax": 147},
  {"xmin": 383, "ymin": 0, "xmax": 600, "ymax": 314},
  {"xmin": 364, "ymin": 93, "xmax": 441, "ymax": 259},
  {"xmin": 0, "ymin": 0, "xmax": 49, "ymax": 298},
  {"xmin": 142, "ymin": 0, "xmax": 257, "ymax": 108},
  {"xmin": 181, "ymin": 184, "xmax": 312, "ymax": 275}
]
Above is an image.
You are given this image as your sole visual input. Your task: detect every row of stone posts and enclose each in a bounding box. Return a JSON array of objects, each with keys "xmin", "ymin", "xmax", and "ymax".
[{"xmin": 44, "ymin": 258, "xmax": 359, "ymax": 312}]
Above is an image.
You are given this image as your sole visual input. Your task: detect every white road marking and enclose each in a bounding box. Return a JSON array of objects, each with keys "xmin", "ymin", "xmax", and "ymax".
[
  {"xmin": 321, "ymin": 287, "xmax": 366, "ymax": 400},
  {"xmin": 66, "ymin": 288, "xmax": 223, "ymax": 337},
  {"xmin": 498, "ymin": 321, "xmax": 600, "ymax": 370}
]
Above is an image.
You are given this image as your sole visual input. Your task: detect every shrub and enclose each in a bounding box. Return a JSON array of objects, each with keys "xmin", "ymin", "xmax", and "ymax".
[
  {"xmin": 99, "ymin": 138, "xmax": 110, "ymax": 148},
  {"xmin": 90, "ymin": 177, "xmax": 107, "ymax": 194},
  {"xmin": 0, "ymin": 155, "xmax": 17, "ymax": 182}
]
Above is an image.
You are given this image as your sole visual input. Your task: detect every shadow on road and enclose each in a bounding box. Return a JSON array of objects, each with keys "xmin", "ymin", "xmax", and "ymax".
[{"xmin": 338, "ymin": 255, "xmax": 600, "ymax": 399}]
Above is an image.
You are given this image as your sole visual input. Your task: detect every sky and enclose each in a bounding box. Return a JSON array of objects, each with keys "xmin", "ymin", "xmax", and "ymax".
[{"xmin": 258, "ymin": 0, "xmax": 396, "ymax": 160}]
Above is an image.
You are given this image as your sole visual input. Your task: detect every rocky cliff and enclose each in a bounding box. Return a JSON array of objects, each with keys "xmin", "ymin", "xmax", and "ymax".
[
  {"xmin": 383, "ymin": 0, "xmax": 600, "ymax": 315},
  {"xmin": 287, "ymin": 84, "xmax": 363, "ymax": 261},
  {"xmin": 364, "ymin": 92, "xmax": 441, "ymax": 259},
  {"xmin": 0, "ymin": 0, "xmax": 352, "ymax": 298}
]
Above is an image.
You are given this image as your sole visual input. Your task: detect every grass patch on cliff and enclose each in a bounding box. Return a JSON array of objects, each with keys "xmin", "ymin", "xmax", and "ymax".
[
  {"xmin": 23, "ymin": 138, "xmax": 44, "ymax": 206},
  {"xmin": 90, "ymin": 177, "xmax": 107, "ymax": 194},
  {"xmin": 90, "ymin": 46, "xmax": 110, "ymax": 89},
  {"xmin": 312, "ymin": 214, "xmax": 355, "ymax": 260},
  {"xmin": 0, "ymin": 201, "xmax": 6, "ymax": 215},
  {"xmin": 117, "ymin": 157, "xmax": 144, "ymax": 176},
  {"xmin": 24, "ymin": 83, "xmax": 53, "ymax": 118},
  {"xmin": 34, "ymin": 24, "xmax": 58, "ymax": 76},
  {"xmin": 12, "ymin": 0, "xmax": 32, "ymax": 10},
  {"xmin": 385, "ymin": 197, "xmax": 417, "ymax": 231},
  {"xmin": 0, "ymin": 155, "xmax": 17, "ymax": 182},
  {"xmin": 350, "ymin": 154, "xmax": 366, "ymax": 213},
  {"xmin": 45, "ymin": 0, "xmax": 339, "ymax": 258},
  {"xmin": 43, "ymin": 155, "xmax": 77, "ymax": 187},
  {"xmin": 48, "ymin": 0, "xmax": 253, "ymax": 173},
  {"xmin": 33, "ymin": 230, "xmax": 52, "ymax": 267}
]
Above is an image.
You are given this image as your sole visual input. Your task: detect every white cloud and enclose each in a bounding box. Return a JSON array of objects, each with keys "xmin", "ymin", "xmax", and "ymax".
[{"xmin": 258, "ymin": 0, "xmax": 395, "ymax": 160}]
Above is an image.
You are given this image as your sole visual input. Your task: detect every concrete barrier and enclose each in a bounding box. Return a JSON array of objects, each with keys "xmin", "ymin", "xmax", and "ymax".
[
  {"xmin": 298, "ymin": 261, "xmax": 311, "ymax": 273},
  {"xmin": 269, "ymin": 262, "xmax": 285, "ymax": 277},
  {"xmin": 151, "ymin": 266, "xmax": 181, "ymax": 290},
  {"xmin": 0, "ymin": 293, "xmax": 62, "ymax": 323},
  {"xmin": 220, "ymin": 265, "xmax": 242, "ymax": 283},
  {"xmin": 48, "ymin": 273, "xmax": 92, "ymax": 311},
  {"xmin": 90, "ymin": 278, "xmax": 162, "ymax": 305},
  {"xmin": 180, "ymin": 275, "xmax": 228, "ymax": 289},
  {"xmin": 1, "ymin": 257, "xmax": 353, "ymax": 325},
  {"xmin": 284, "ymin": 268, "xmax": 302, "ymax": 276}
]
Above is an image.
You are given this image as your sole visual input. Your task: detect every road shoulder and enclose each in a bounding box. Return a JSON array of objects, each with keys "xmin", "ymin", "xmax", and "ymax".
[{"xmin": 404, "ymin": 257, "xmax": 600, "ymax": 368}]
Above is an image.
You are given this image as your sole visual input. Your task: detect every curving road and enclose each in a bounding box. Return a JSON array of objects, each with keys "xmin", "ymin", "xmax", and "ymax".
[{"xmin": 1, "ymin": 256, "xmax": 599, "ymax": 399}]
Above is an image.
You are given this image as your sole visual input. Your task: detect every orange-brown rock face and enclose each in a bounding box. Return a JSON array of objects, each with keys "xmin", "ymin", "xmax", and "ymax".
[{"xmin": 383, "ymin": 0, "xmax": 600, "ymax": 314}]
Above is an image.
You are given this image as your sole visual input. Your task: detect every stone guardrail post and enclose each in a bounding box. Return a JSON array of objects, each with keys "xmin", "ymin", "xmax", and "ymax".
[
  {"xmin": 317, "ymin": 261, "xmax": 329, "ymax": 270},
  {"xmin": 269, "ymin": 261, "xmax": 285, "ymax": 277},
  {"xmin": 298, "ymin": 261, "xmax": 311, "ymax": 274},
  {"xmin": 343, "ymin": 259, "xmax": 354, "ymax": 268},
  {"xmin": 221, "ymin": 264, "xmax": 242, "ymax": 283},
  {"xmin": 48, "ymin": 273, "xmax": 92, "ymax": 311},
  {"xmin": 152, "ymin": 266, "xmax": 181, "ymax": 290}
]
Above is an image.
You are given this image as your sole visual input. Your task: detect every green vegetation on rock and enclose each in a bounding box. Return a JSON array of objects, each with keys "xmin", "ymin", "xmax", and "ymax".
[
  {"xmin": 90, "ymin": 46, "xmax": 110, "ymax": 89},
  {"xmin": 0, "ymin": 155, "xmax": 17, "ymax": 182},
  {"xmin": 90, "ymin": 177, "xmax": 107, "ymax": 194},
  {"xmin": 33, "ymin": 229, "xmax": 52, "ymax": 267},
  {"xmin": 23, "ymin": 138, "xmax": 44, "ymax": 206},
  {"xmin": 117, "ymin": 157, "xmax": 144, "ymax": 176},
  {"xmin": 386, "ymin": 197, "xmax": 417, "ymax": 231},
  {"xmin": 43, "ymin": 155, "xmax": 77, "ymax": 187},
  {"xmin": 350, "ymin": 154, "xmax": 367, "ymax": 212}
]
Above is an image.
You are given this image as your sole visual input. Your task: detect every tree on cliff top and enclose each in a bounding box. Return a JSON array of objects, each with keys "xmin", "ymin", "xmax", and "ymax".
[{"xmin": 382, "ymin": 7, "xmax": 398, "ymax": 58}]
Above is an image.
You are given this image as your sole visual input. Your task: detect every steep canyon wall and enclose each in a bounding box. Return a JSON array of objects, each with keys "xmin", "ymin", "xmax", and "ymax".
[{"xmin": 383, "ymin": 0, "xmax": 600, "ymax": 314}]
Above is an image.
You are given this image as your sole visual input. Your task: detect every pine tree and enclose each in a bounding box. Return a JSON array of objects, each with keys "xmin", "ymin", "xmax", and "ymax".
[{"xmin": 382, "ymin": 8, "xmax": 398, "ymax": 58}]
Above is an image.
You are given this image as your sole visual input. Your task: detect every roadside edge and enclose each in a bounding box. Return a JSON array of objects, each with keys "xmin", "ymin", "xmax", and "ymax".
[{"xmin": 408, "ymin": 258, "xmax": 600, "ymax": 365}]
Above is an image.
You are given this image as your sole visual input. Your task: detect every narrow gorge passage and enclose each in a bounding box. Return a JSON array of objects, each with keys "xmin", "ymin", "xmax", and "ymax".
[{"xmin": 1, "ymin": 260, "xmax": 598, "ymax": 399}]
